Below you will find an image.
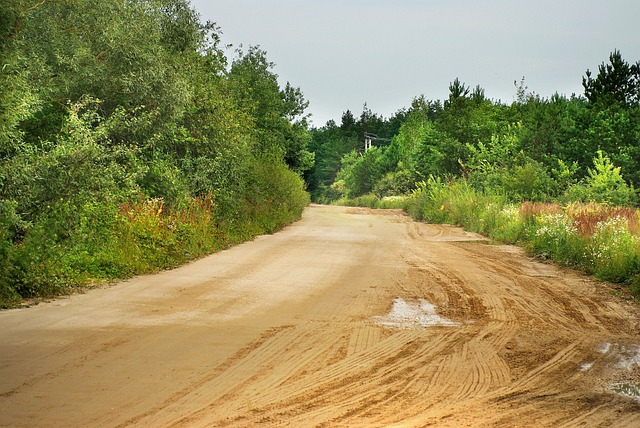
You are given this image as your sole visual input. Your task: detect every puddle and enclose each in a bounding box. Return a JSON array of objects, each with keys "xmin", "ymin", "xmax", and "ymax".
[
  {"xmin": 597, "ymin": 342, "xmax": 640, "ymax": 370},
  {"xmin": 580, "ymin": 362, "xmax": 594, "ymax": 372},
  {"xmin": 584, "ymin": 342, "xmax": 640, "ymax": 401},
  {"xmin": 599, "ymin": 342, "xmax": 612, "ymax": 354},
  {"xmin": 373, "ymin": 297, "xmax": 459, "ymax": 329},
  {"xmin": 616, "ymin": 345, "xmax": 640, "ymax": 371},
  {"xmin": 611, "ymin": 383, "xmax": 640, "ymax": 401}
]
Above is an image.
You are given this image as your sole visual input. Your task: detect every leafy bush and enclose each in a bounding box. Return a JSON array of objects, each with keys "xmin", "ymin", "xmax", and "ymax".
[
  {"xmin": 405, "ymin": 177, "xmax": 450, "ymax": 223},
  {"xmin": 373, "ymin": 168, "xmax": 416, "ymax": 198},
  {"xmin": 2, "ymin": 200, "xmax": 118, "ymax": 298},
  {"xmin": 243, "ymin": 160, "xmax": 310, "ymax": 234},
  {"xmin": 464, "ymin": 125, "xmax": 555, "ymax": 202},
  {"xmin": 565, "ymin": 151, "xmax": 637, "ymax": 206},
  {"xmin": 0, "ymin": 202, "xmax": 22, "ymax": 307}
]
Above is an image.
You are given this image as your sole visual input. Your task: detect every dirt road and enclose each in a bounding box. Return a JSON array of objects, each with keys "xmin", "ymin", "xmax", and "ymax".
[{"xmin": 1, "ymin": 205, "xmax": 640, "ymax": 427}]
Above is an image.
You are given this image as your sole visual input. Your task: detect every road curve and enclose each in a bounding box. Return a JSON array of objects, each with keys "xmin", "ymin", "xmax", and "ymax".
[{"xmin": 1, "ymin": 204, "xmax": 640, "ymax": 427}]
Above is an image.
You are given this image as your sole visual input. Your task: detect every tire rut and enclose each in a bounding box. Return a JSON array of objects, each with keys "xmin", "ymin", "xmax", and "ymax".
[{"xmin": 1, "ymin": 205, "xmax": 639, "ymax": 427}]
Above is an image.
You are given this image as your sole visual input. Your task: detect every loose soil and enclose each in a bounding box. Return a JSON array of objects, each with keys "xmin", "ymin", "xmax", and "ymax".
[{"xmin": 1, "ymin": 205, "xmax": 640, "ymax": 427}]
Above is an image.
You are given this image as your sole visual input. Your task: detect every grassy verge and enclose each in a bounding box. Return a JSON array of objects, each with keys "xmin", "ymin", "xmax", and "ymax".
[{"xmin": 337, "ymin": 179, "xmax": 640, "ymax": 297}]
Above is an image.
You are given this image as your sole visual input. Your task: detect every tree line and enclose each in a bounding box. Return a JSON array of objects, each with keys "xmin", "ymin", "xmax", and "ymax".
[
  {"xmin": 0, "ymin": 0, "xmax": 312, "ymax": 306},
  {"xmin": 305, "ymin": 50, "xmax": 640, "ymax": 207}
]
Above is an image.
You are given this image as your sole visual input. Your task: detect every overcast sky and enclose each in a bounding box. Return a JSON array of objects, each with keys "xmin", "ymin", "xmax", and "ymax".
[{"xmin": 190, "ymin": 0, "xmax": 640, "ymax": 127}]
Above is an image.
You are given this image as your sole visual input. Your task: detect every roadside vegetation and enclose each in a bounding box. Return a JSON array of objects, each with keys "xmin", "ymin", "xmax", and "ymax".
[
  {"xmin": 306, "ymin": 51, "xmax": 640, "ymax": 295},
  {"xmin": 3, "ymin": 2, "xmax": 639, "ymax": 308},
  {"xmin": 0, "ymin": 1, "xmax": 311, "ymax": 307}
]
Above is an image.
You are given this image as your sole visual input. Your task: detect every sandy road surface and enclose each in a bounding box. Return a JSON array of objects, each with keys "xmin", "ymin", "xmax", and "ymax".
[{"xmin": 1, "ymin": 205, "xmax": 640, "ymax": 427}]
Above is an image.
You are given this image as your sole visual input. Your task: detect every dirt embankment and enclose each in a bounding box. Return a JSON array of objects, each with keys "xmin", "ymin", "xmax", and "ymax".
[{"xmin": 1, "ymin": 204, "xmax": 640, "ymax": 427}]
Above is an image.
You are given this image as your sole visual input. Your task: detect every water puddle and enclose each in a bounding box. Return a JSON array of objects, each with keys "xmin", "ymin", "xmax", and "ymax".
[
  {"xmin": 579, "ymin": 362, "xmax": 594, "ymax": 372},
  {"xmin": 599, "ymin": 342, "xmax": 612, "ymax": 354},
  {"xmin": 616, "ymin": 345, "xmax": 640, "ymax": 371},
  {"xmin": 373, "ymin": 297, "xmax": 459, "ymax": 329},
  {"xmin": 611, "ymin": 383, "xmax": 640, "ymax": 401},
  {"xmin": 597, "ymin": 342, "xmax": 640, "ymax": 370},
  {"xmin": 582, "ymin": 341, "xmax": 640, "ymax": 401}
]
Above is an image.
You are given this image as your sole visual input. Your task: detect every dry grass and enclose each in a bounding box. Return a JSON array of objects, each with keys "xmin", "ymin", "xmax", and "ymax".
[
  {"xmin": 520, "ymin": 202, "xmax": 562, "ymax": 220},
  {"xmin": 565, "ymin": 203, "xmax": 639, "ymax": 236}
]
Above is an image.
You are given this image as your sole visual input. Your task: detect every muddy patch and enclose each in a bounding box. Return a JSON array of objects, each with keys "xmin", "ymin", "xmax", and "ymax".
[{"xmin": 373, "ymin": 297, "xmax": 459, "ymax": 329}]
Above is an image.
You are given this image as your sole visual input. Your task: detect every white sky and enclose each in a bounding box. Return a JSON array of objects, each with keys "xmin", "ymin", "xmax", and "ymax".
[{"xmin": 190, "ymin": 0, "xmax": 640, "ymax": 127}]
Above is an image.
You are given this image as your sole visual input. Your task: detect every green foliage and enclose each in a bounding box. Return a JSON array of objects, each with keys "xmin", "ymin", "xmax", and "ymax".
[
  {"xmin": 438, "ymin": 78, "xmax": 500, "ymax": 152},
  {"xmin": 565, "ymin": 151, "xmax": 637, "ymax": 206},
  {"xmin": 0, "ymin": 0, "xmax": 311, "ymax": 307},
  {"xmin": 228, "ymin": 46, "xmax": 313, "ymax": 174},
  {"xmin": 2, "ymin": 99, "xmax": 140, "ymax": 223},
  {"xmin": 527, "ymin": 213, "xmax": 585, "ymax": 266},
  {"xmin": 464, "ymin": 125, "xmax": 554, "ymax": 201},
  {"xmin": 373, "ymin": 168, "xmax": 416, "ymax": 197},
  {"xmin": 404, "ymin": 177, "xmax": 505, "ymax": 232},
  {"xmin": 241, "ymin": 159, "xmax": 311, "ymax": 234},
  {"xmin": 14, "ymin": 0, "xmax": 197, "ymax": 142},
  {"xmin": 336, "ymin": 148, "xmax": 387, "ymax": 198},
  {"xmin": 0, "ymin": 200, "xmax": 22, "ymax": 306},
  {"xmin": 550, "ymin": 159, "xmax": 579, "ymax": 195},
  {"xmin": 583, "ymin": 50, "xmax": 640, "ymax": 107},
  {"xmin": 486, "ymin": 205, "xmax": 526, "ymax": 244},
  {"xmin": 305, "ymin": 122, "xmax": 356, "ymax": 201},
  {"xmin": 386, "ymin": 101, "xmax": 459, "ymax": 179},
  {"xmin": 0, "ymin": 39, "xmax": 40, "ymax": 157},
  {"xmin": 587, "ymin": 217, "xmax": 639, "ymax": 282}
]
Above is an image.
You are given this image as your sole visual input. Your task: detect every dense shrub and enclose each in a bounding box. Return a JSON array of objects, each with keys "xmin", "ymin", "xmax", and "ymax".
[
  {"xmin": 564, "ymin": 151, "xmax": 638, "ymax": 206},
  {"xmin": 0, "ymin": 1, "xmax": 312, "ymax": 307}
]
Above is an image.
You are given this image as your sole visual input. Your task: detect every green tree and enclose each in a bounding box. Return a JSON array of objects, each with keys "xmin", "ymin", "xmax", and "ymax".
[
  {"xmin": 334, "ymin": 148, "xmax": 385, "ymax": 198},
  {"xmin": 465, "ymin": 124, "xmax": 554, "ymax": 201},
  {"xmin": 10, "ymin": 0, "xmax": 200, "ymax": 145},
  {"xmin": 227, "ymin": 46, "xmax": 313, "ymax": 174},
  {"xmin": 577, "ymin": 51, "xmax": 640, "ymax": 185},
  {"xmin": 583, "ymin": 50, "xmax": 640, "ymax": 107},
  {"xmin": 516, "ymin": 93, "xmax": 585, "ymax": 168},
  {"xmin": 305, "ymin": 122, "xmax": 348, "ymax": 201},
  {"xmin": 436, "ymin": 79, "xmax": 501, "ymax": 171}
]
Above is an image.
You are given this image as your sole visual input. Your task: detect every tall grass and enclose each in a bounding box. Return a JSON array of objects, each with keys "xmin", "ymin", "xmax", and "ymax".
[{"xmin": 587, "ymin": 217, "xmax": 639, "ymax": 283}]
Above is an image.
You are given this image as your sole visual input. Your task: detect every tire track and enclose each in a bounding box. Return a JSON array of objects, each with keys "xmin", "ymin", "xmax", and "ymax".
[{"xmin": 2, "ymin": 205, "xmax": 640, "ymax": 427}]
